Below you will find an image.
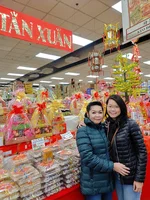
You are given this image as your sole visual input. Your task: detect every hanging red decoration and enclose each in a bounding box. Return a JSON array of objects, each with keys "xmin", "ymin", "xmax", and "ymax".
[
  {"xmin": 131, "ymin": 43, "xmax": 141, "ymax": 74},
  {"xmin": 88, "ymin": 50, "xmax": 104, "ymax": 74},
  {"xmin": 131, "ymin": 44, "xmax": 140, "ymax": 63}
]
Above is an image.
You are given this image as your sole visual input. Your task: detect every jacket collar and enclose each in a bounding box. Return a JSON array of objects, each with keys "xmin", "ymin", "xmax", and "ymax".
[{"xmin": 84, "ymin": 117, "xmax": 104, "ymax": 128}]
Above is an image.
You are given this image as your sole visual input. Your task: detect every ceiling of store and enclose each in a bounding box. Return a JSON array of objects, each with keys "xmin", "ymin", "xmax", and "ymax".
[{"xmin": 0, "ymin": 0, "xmax": 149, "ymax": 87}]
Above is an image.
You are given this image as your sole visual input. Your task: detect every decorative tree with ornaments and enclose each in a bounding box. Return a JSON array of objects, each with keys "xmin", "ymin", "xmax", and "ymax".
[{"xmin": 112, "ymin": 52, "xmax": 142, "ymax": 102}]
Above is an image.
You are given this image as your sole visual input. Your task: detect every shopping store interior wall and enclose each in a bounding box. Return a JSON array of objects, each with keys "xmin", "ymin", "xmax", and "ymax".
[{"xmin": 0, "ymin": 0, "xmax": 150, "ymax": 87}]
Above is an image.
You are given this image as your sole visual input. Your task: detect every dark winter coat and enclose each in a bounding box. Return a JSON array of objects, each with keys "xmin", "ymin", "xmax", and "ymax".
[
  {"xmin": 107, "ymin": 118, "xmax": 147, "ymax": 184},
  {"xmin": 76, "ymin": 117, "xmax": 114, "ymax": 195}
]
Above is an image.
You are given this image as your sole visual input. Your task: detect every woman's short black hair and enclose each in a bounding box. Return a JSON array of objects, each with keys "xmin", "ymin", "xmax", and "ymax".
[
  {"xmin": 85, "ymin": 101, "xmax": 103, "ymax": 117},
  {"xmin": 106, "ymin": 94, "xmax": 127, "ymax": 118}
]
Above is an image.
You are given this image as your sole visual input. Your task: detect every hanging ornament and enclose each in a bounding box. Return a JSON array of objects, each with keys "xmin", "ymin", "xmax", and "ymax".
[
  {"xmin": 103, "ymin": 23, "xmax": 120, "ymax": 50},
  {"xmin": 131, "ymin": 43, "xmax": 140, "ymax": 63},
  {"xmin": 131, "ymin": 43, "xmax": 141, "ymax": 74},
  {"xmin": 88, "ymin": 50, "xmax": 104, "ymax": 74}
]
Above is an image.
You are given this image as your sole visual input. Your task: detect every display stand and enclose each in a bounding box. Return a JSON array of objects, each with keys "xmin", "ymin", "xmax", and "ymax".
[
  {"xmin": 0, "ymin": 132, "xmax": 75, "ymax": 155},
  {"xmin": 44, "ymin": 154, "xmax": 150, "ymax": 200},
  {"xmin": 0, "ymin": 135, "xmax": 149, "ymax": 200},
  {"xmin": 44, "ymin": 184, "xmax": 84, "ymax": 200}
]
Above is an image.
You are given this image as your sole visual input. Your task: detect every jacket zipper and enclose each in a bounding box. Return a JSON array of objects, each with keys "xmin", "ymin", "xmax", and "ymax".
[
  {"xmin": 102, "ymin": 125, "xmax": 111, "ymax": 187},
  {"xmin": 114, "ymin": 131, "xmax": 124, "ymax": 184}
]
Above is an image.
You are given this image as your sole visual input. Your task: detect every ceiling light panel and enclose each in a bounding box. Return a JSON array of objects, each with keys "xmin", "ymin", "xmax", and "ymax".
[
  {"xmin": 17, "ymin": 66, "xmax": 37, "ymax": 71},
  {"xmin": 0, "ymin": 78, "xmax": 15, "ymax": 80},
  {"xmin": 143, "ymin": 61, "xmax": 150, "ymax": 65},
  {"xmin": 33, "ymin": 83, "xmax": 39, "ymax": 86},
  {"xmin": 51, "ymin": 77, "xmax": 64, "ymax": 80},
  {"xmin": 102, "ymin": 65, "xmax": 108, "ymax": 68},
  {"xmin": 122, "ymin": 53, "xmax": 141, "ymax": 60},
  {"xmin": 112, "ymin": 1, "xmax": 122, "ymax": 13},
  {"xmin": 36, "ymin": 53, "xmax": 61, "ymax": 60},
  {"xmin": 73, "ymin": 35, "xmax": 93, "ymax": 46},
  {"xmin": 40, "ymin": 81, "xmax": 52, "ymax": 83},
  {"xmin": 7, "ymin": 73, "xmax": 24, "ymax": 76},
  {"xmin": 65, "ymin": 72, "xmax": 80, "ymax": 76},
  {"xmin": 59, "ymin": 82, "xmax": 69, "ymax": 84},
  {"xmin": 104, "ymin": 77, "xmax": 115, "ymax": 80},
  {"xmin": 144, "ymin": 74, "xmax": 150, "ymax": 77},
  {"xmin": 87, "ymin": 75, "xmax": 99, "ymax": 78}
]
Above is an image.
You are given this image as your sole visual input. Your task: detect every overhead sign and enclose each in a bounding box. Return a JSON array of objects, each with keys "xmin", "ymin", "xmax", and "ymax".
[
  {"xmin": 122, "ymin": 0, "xmax": 150, "ymax": 43},
  {"xmin": 0, "ymin": 5, "xmax": 73, "ymax": 52}
]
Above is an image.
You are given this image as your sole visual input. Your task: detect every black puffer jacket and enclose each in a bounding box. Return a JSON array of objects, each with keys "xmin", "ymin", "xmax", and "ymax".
[{"xmin": 107, "ymin": 118, "xmax": 147, "ymax": 184}]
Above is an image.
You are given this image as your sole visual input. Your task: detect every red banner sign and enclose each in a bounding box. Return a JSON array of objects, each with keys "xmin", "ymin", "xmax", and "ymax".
[{"xmin": 0, "ymin": 5, "xmax": 73, "ymax": 52}]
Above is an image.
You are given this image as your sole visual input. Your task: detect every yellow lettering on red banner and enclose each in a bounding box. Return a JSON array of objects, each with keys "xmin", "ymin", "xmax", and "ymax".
[
  {"xmin": 0, "ymin": 12, "xmax": 9, "ymax": 32},
  {"xmin": 9, "ymin": 11, "xmax": 21, "ymax": 35},
  {"xmin": 0, "ymin": 5, "xmax": 73, "ymax": 52},
  {"xmin": 47, "ymin": 29, "xmax": 56, "ymax": 44},
  {"xmin": 22, "ymin": 20, "xmax": 33, "ymax": 38},
  {"xmin": 63, "ymin": 34, "xmax": 72, "ymax": 49}
]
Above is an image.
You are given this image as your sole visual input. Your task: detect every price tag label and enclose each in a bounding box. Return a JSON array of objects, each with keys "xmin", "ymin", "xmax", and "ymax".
[
  {"xmin": 60, "ymin": 131, "xmax": 73, "ymax": 141},
  {"xmin": 31, "ymin": 138, "xmax": 45, "ymax": 150}
]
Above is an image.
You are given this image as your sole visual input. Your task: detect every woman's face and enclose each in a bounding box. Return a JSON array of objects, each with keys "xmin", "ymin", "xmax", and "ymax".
[
  {"xmin": 107, "ymin": 99, "xmax": 121, "ymax": 119},
  {"xmin": 87, "ymin": 105, "xmax": 103, "ymax": 124}
]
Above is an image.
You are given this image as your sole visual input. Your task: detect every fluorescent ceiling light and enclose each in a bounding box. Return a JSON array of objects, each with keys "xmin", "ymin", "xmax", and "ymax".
[
  {"xmin": 79, "ymin": 79, "xmax": 83, "ymax": 82},
  {"xmin": 51, "ymin": 77, "xmax": 64, "ymax": 80},
  {"xmin": 104, "ymin": 77, "xmax": 114, "ymax": 80},
  {"xmin": 0, "ymin": 82, "xmax": 8, "ymax": 84},
  {"xmin": 112, "ymin": 1, "xmax": 122, "ymax": 13},
  {"xmin": 65, "ymin": 72, "xmax": 80, "ymax": 76},
  {"xmin": 33, "ymin": 83, "xmax": 39, "ymax": 86},
  {"xmin": 143, "ymin": 61, "xmax": 150, "ymax": 65},
  {"xmin": 73, "ymin": 35, "xmax": 93, "ymax": 46},
  {"xmin": 0, "ymin": 78, "xmax": 15, "ymax": 80},
  {"xmin": 87, "ymin": 75, "xmax": 99, "ymax": 78},
  {"xmin": 88, "ymin": 81, "xmax": 93, "ymax": 83},
  {"xmin": 49, "ymin": 84, "xmax": 55, "ymax": 87},
  {"xmin": 144, "ymin": 74, "xmax": 150, "ymax": 77},
  {"xmin": 59, "ymin": 82, "xmax": 69, "ymax": 85},
  {"xmin": 36, "ymin": 53, "xmax": 60, "ymax": 60},
  {"xmin": 40, "ymin": 81, "xmax": 52, "ymax": 83},
  {"xmin": 17, "ymin": 66, "xmax": 37, "ymax": 71},
  {"xmin": 122, "ymin": 53, "xmax": 141, "ymax": 60},
  {"xmin": 7, "ymin": 73, "xmax": 24, "ymax": 77},
  {"xmin": 102, "ymin": 65, "xmax": 108, "ymax": 68}
]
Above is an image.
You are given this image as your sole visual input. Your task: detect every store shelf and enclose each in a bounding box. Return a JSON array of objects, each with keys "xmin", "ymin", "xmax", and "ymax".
[
  {"xmin": 44, "ymin": 184, "xmax": 84, "ymax": 200},
  {"xmin": 44, "ymin": 155, "xmax": 150, "ymax": 200},
  {"xmin": 0, "ymin": 135, "xmax": 149, "ymax": 200},
  {"xmin": 0, "ymin": 131, "xmax": 76, "ymax": 155}
]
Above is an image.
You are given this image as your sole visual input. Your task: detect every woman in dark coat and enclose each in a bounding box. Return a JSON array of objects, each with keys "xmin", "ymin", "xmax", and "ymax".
[
  {"xmin": 105, "ymin": 95, "xmax": 147, "ymax": 200},
  {"xmin": 76, "ymin": 101, "xmax": 130, "ymax": 200}
]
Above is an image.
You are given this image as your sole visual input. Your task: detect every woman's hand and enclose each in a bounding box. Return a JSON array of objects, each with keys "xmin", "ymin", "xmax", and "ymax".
[
  {"xmin": 77, "ymin": 121, "xmax": 86, "ymax": 128},
  {"xmin": 133, "ymin": 181, "xmax": 143, "ymax": 193},
  {"xmin": 113, "ymin": 163, "xmax": 130, "ymax": 176}
]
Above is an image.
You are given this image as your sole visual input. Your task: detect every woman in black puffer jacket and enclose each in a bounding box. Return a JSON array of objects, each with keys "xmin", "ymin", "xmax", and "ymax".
[{"xmin": 105, "ymin": 95, "xmax": 147, "ymax": 200}]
